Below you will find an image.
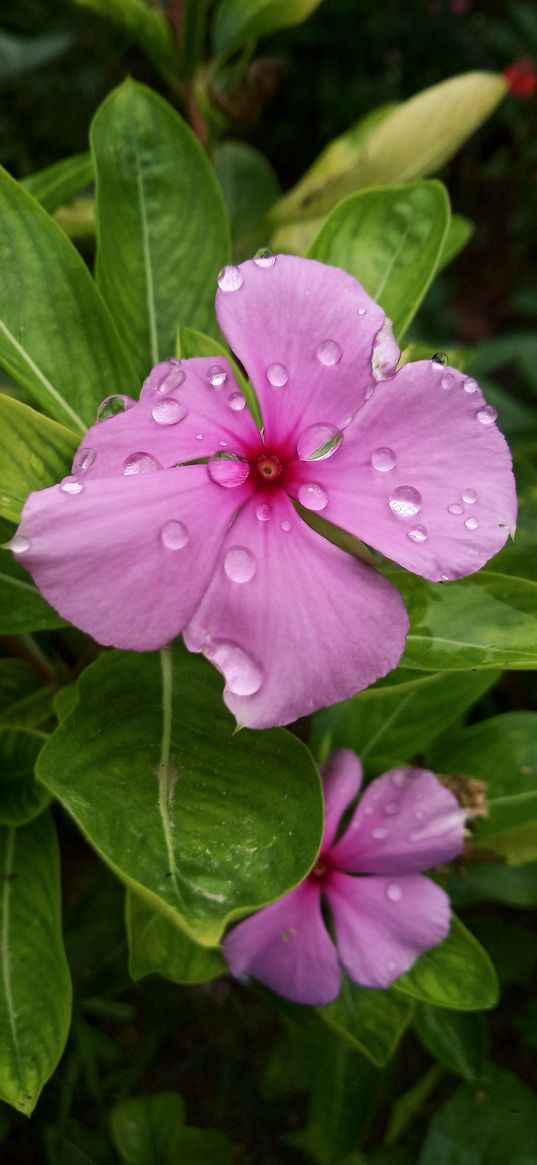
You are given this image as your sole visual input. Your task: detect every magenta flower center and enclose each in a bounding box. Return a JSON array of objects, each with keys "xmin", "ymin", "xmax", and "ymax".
[{"xmin": 256, "ymin": 452, "xmax": 283, "ymax": 483}]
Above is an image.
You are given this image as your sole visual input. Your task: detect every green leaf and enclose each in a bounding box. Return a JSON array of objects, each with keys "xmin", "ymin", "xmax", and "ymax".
[
  {"xmin": 0, "ymin": 727, "xmax": 50, "ymax": 826},
  {"xmin": 126, "ymin": 889, "xmax": 225, "ymax": 984},
  {"xmin": 0, "ymin": 814, "xmax": 72, "ymax": 1114},
  {"xmin": 0, "ymin": 549, "xmax": 66, "ymax": 635},
  {"xmin": 70, "ymin": 0, "xmax": 177, "ymax": 80},
  {"xmin": 110, "ymin": 1093, "xmax": 233, "ymax": 1165},
  {"xmin": 417, "ymin": 1063, "xmax": 537, "ymax": 1165},
  {"xmin": 213, "ymin": 140, "xmax": 281, "ymax": 259},
  {"xmin": 22, "ymin": 153, "xmax": 94, "ymax": 215},
  {"xmin": 308, "ymin": 181, "xmax": 450, "ymax": 339},
  {"xmin": 213, "ymin": 0, "xmax": 324, "ymax": 55},
  {"xmin": 394, "ymin": 916, "xmax": 499, "ymax": 1012},
  {"xmin": 37, "ymin": 645, "xmax": 323, "ymax": 945},
  {"xmin": 414, "ymin": 1005, "xmax": 488, "ymax": 1080},
  {"xmin": 0, "ymin": 396, "xmax": 78, "ymax": 524},
  {"xmin": 437, "ymin": 213, "xmax": 474, "ymax": 272},
  {"xmin": 91, "ymin": 80, "xmax": 230, "ymax": 382},
  {"xmin": 0, "ymin": 659, "xmax": 54, "ymax": 729},
  {"xmin": 181, "ymin": 1, "xmax": 213, "ymax": 77},
  {"xmin": 176, "ymin": 324, "xmax": 262, "ymax": 428},
  {"xmin": 448, "ymin": 860, "xmax": 537, "ymax": 909},
  {"xmin": 319, "ymin": 978, "xmax": 413, "ymax": 1067},
  {"xmin": 0, "ymin": 166, "xmax": 137, "ymax": 433},
  {"xmin": 44, "ymin": 1118, "xmax": 111, "ymax": 1165}
]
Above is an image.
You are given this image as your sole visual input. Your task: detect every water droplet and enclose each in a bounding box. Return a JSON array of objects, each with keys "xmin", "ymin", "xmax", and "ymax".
[
  {"xmin": 463, "ymin": 377, "xmax": 478, "ymax": 394},
  {"xmin": 441, "ymin": 373, "xmax": 454, "ymax": 389},
  {"xmin": 440, "ymin": 573, "xmax": 450, "ymax": 582},
  {"xmin": 448, "ymin": 503, "xmax": 464, "ymax": 515},
  {"xmin": 206, "ymin": 640, "xmax": 262, "ymax": 696},
  {"xmin": 208, "ymin": 365, "xmax": 227, "ymax": 387},
  {"xmin": 465, "ymin": 516, "xmax": 479, "ymax": 530},
  {"xmin": 7, "ymin": 533, "xmax": 31, "ymax": 554},
  {"xmin": 391, "ymin": 770, "xmax": 409, "ymax": 788},
  {"xmin": 407, "ymin": 524, "xmax": 428, "ymax": 543},
  {"xmin": 372, "ymin": 826, "xmax": 389, "ymax": 840},
  {"xmin": 386, "ymin": 882, "xmax": 402, "ymax": 902},
  {"xmin": 385, "ymin": 801, "xmax": 401, "ymax": 815},
  {"xmin": 60, "ymin": 476, "xmax": 84, "ymax": 494},
  {"xmin": 228, "ymin": 391, "xmax": 246, "ymax": 411},
  {"xmin": 388, "ymin": 486, "xmax": 422, "ymax": 519},
  {"xmin": 365, "ymin": 384, "xmax": 375, "ymax": 402},
  {"xmin": 266, "ymin": 362, "xmax": 289, "ymax": 387},
  {"xmin": 151, "ymin": 398, "xmax": 188, "ymax": 426},
  {"xmin": 97, "ymin": 394, "xmax": 134, "ymax": 421},
  {"xmin": 298, "ymin": 482, "xmax": 328, "ymax": 512},
  {"xmin": 371, "ymin": 447, "xmax": 396, "ymax": 472},
  {"xmin": 477, "ymin": 405, "xmax": 497, "ymax": 425},
  {"xmin": 281, "ymin": 520, "xmax": 292, "ymax": 533},
  {"xmin": 358, "ymin": 306, "xmax": 367, "ymax": 316},
  {"xmin": 208, "ymin": 452, "xmax": 250, "ymax": 489},
  {"xmin": 196, "ymin": 433, "xmax": 204, "ymax": 441},
  {"xmin": 123, "ymin": 451, "xmax": 161, "ymax": 475},
  {"xmin": 72, "ymin": 446, "xmax": 96, "ymax": 475},
  {"xmin": 224, "ymin": 546, "xmax": 257, "ymax": 583},
  {"xmin": 432, "ymin": 352, "xmax": 448, "ymax": 366},
  {"xmin": 256, "ymin": 503, "xmax": 272, "ymax": 522},
  {"xmin": 160, "ymin": 520, "xmax": 189, "ymax": 550},
  {"xmin": 217, "ymin": 265, "xmax": 243, "ymax": 292},
  {"xmin": 254, "ymin": 248, "xmax": 276, "ymax": 268},
  {"xmin": 156, "ymin": 362, "xmax": 185, "ymax": 392},
  {"xmin": 462, "ymin": 488, "xmax": 477, "ymax": 504},
  {"xmin": 316, "ymin": 339, "xmax": 342, "ymax": 366},
  {"xmin": 297, "ymin": 423, "xmax": 342, "ymax": 461},
  {"xmin": 219, "ymin": 440, "xmax": 228, "ymax": 448}
]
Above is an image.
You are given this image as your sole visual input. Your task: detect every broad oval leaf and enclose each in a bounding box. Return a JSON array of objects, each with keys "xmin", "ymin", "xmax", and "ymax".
[
  {"xmin": 0, "ymin": 395, "xmax": 78, "ymax": 524},
  {"xmin": 110, "ymin": 1093, "xmax": 233, "ymax": 1165},
  {"xmin": 37, "ymin": 646, "xmax": 323, "ymax": 944},
  {"xmin": 0, "ymin": 726, "xmax": 50, "ymax": 826},
  {"xmin": 213, "ymin": 0, "xmax": 323, "ymax": 55},
  {"xmin": 91, "ymin": 81, "xmax": 230, "ymax": 382},
  {"xmin": 319, "ymin": 978, "xmax": 413, "ymax": 1067},
  {"xmin": 394, "ymin": 916, "xmax": 499, "ymax": 1011},
  {"xmin": 413, "ymin": 1004, "xmax": 488, "ymax": 1080},
  {"xmin": 126, "ymin": 889, "xmax": 225, "ymax": 985},
  {"xmin": 0, "ymin": 814, "xmax": 72, "ymax": 1114}
]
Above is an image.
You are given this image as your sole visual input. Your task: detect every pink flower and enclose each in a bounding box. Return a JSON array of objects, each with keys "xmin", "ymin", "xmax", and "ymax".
[
  {"xmin": 10, "ymin": 257, "xmax": 516, "ymax": 729},
  {"xmin": 224, "ymin": 751, "xmax": 467, "ymax": 1005}
]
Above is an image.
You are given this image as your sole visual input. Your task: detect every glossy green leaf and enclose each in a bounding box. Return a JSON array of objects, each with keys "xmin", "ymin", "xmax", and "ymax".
[
  {"xmin": 319, "ymin": 978, "xmax": 413, "ymax": 1067},
  {"xmin": 0, "ymin": 659, "xmax": 54, "ymax": 729},
  {"xmin": 22, "ymin": 153, "xmax": 94, "ymax": 215},
  {"xmin": 417, "ymin": 1063, "xmax": 537, "ymax": 1165},
  {"xmin": 0, "ymin": 396, "xmax": 78, "ymax": 524},
  {"xmin": 214, "ymin": 140, "xmax": 281, "ymax": 259},
  {"xmin": 394, "ymin": 916, "xmax": 499, "ymax": 1011},
  {"xmin": 110, "ymin": 1092, "xmax": 233, "ymax": 1165},
  {"xmin": 213, "ymin": 0, "xmax": 323, "ymax": 54},
  {"xmin": 91, "ymin": 81, "xmax": 230, "ymax": 382},
  {"xmin": 0, "ymin": 727, "xmax": 50, "ymax": 826},
  {"xmin": 37, "ymin": 646, "xmax": 323, "ymax": 945},
  {"xmin": 70, "ymin": 0, "xmax": 177, "ymax": 79},
  {"xmin": 126, "ymin": 889, "xmax": 225, "ymax": 984},
  {"xmin": 0, "ymin": 167, "xmax": 136, "ymax": 433},
  {"xmin": 309, "ymin": 181, "xmax": 450, "ymax": 339},
  {"xmin": 176, "ymin": 324, "xmax": 262, "ymax": 428},
  {"xmin": 0, "ymin": 814, "xmax": 71, "ymax": 1114},
  {"xmin": 414, "ymin": 1005, "xmax": 487, "ymax": 1080}
]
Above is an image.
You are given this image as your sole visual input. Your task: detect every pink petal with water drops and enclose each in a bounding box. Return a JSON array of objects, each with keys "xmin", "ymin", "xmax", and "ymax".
[
  {"xmin": 215, "ymin": 255, "xmax": 392, "ymax": 448},
  {"xmin": 184, "ymin": 490, "xmax": 409, "ymax": 729},
  {"xmin": 16, "ymin": 466, "xmax": 253, "ymax": 650},
  {"xmin": 223, "ymin": 880, "xmax": 341, "ymax": 1006},
  {"xmin": 330, "ymin": 767, "xmax": 466, "ymax": 875},
  {"xmin": 325, "ymin": 871, "xmax": 451, "ymax": 988},
  {"xmin": 309, "ymin": 360, "xmax": 517, "ymax": 582},
  {"xmin": 321, "ymin": 750, "xmax": 363, "ymax": 852},
  {"xmin": 72, "ymin": 357, "xmax": 259, "ymax": 482}
]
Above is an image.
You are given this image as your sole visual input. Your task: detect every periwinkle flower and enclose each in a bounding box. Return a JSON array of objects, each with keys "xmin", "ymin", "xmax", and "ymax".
[
  {"xmin": 224, "ymin": 750, "xmax": 467, "ymax": 1005},
  {"xmin": 10, "ymin": 256, "xmax": 516, "ymax": 728}
]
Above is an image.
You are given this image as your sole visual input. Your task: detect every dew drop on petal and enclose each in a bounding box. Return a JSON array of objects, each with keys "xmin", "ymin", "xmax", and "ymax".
[
  {"xmin": 281, "ymin": 520, "xmax": 292, "ymax": 533},
  {"xmin": 440, "ymin": 573, "xmax": 450, "ymax": 582},
  {"xmin": 477, "ymin": 405, "xmax": 498, "ymax": 425},
  {"xmin": 441, "ymin": 373, "xmax": 454, "ymax": 389},
  {"xmin": 254, "ymin": 248, "xmax": 276, "ymax": 268},
  {"xmin": 358, "ymin": 306, "xmax": 367, "ymax": 316},
  {"xmin": 297, "ymin": 423, "xmax": 342, "ymax": 461},
  {"xmin": 196, "ymin": 433, "xmax": 204, "ymax": 441},
  {"xmin": 219, "ymin": 440, "xmax": 228, "ymax": 448},
  {"xmin": 228, "ymin": 391, "xmax": 246, "ymax": 411},
  {"xmin": 371, "ymin": 447, "xmax": 396, "ymax": 472},
  {"xmin": 432, "ymin": 352, "xmax": 448, "ymax": 366},
  {"xmin": 391, "ymin": 770, "xmax": 409, "ymax": 788},
  {"xmin": 157, "ymin": 362, "xmax": 185, "ymax": 393},
  {"xmin": 208, "ymin": 452, "xmax": 250, "ymax": 489},
  {"xmin": 316, "ymin": 339, "xmax": 342, "ymax": 366},
  {"xmin": 298, "ymin": 482, "xmax": 328, "ymax": 512},
  {"xmin": 72, "ymin": 446, "xmax": 96, "ymax": 475},
  {"xmin": 256, "ymin": 503, "xmax": 272, "ymax": 522},
  {"xmin": 465, "ymin": 516, "xmax": 480, "ymax": 530},
  {"xmin": 123, "ymin": 451, "xmax": 161, "ymax": 475},
  {"xmin": 266, "ymin": 362, "xmax": 289, "ymax": 388},
  {"xmin": 97, "ymin": 394, "xmax": 134, "ymax": 421},
  {"xmin": 407, "ymin": 524, "xmax": 428, "ymax": 543},
  {"xmin": 388, "ymin": 486, "xmax": 422, "ymax": 519},
  {"xmin": 448, "ymin": 503, "xmax": 464, "ymax": 515},
  {"xmin": 462, "ymin": 488, "xmax": 477, "ymax": 504},
  {"xmin": 60, "ymin": 476, "xmax": 84, "ymax": 494},
  {"xmin": 463, "ymin": 377, "xmax": 478, "ymax": 394},
  {"xmin": 151, "ymin": 398, "xmax": 188, "ymax": 426},
  {"xmin": 386, "ymin": 882, "xmax": 402, "ymax": 902},
  {"xmin": 7, "ymin": 533, "xmax": 31, "ymax": 554},
  {"xmin": 372, "ymin": 826, "xmax": 389, "ymax": 840},
  {"xmin": 160, "ymin": 520, "xmax": 189, "ymax": 550},
  {"xmin": 208, "ymin": 365, "xmax": 227, "ymax": 387},
  {"xmin": 385, "ymin": 801, "xmax": 401, "ymax": 815},
  {"xmin": 224, "ymin": 546, "xmax": 257, "ymax": 583},
  {"xmin": 206, "ymin": 640, "xmax": 262, "ymax": 696},
  {"xmin": 217, "ymin": 265, "xmax": 243, "ymax": 292}
]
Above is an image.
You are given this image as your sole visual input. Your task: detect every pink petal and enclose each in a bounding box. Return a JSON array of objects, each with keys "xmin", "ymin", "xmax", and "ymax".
[
  {"xmin": 223, "ymin": 880, "xmax": 341, "ymax": 1005},
  {"xmin": 325, "ymin": 871, "xmax": 451, "ymax": 988},
  {"xmin": 73, "ymin": 357, "xmax": 259, "ymax": 481},
  {"xmin": 299, "ymin": 360, "xmax": 517, "ymax": 582},
  {"xmin": 184, "ymin": 490, "xmax": 409, "ymax": 729},
  {"xmin": 16, "ymin": 467, "xmax": 253, "ymax": 650},
  {"xmin": 321, "ymin": 750, "xmax": 363, "ymax": 852},
  {"xmin": 215, "ymin": 256, "xmax": 390, "ymax": 448},
  {"xmin": 330, "ymin": 767, "xmax": 466, "ymax": 874}
]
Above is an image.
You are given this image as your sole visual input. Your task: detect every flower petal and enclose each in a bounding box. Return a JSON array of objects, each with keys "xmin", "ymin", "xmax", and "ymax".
[
  {"xmin": 72, "ymin": 357, "xmax": 259, "ymax": 481},
  {"xmin": 325, "ymin": 871, "xmax": 451, "ymax": 988},
  {"xmin": 215, "ymin": 256, "xmax": 390, "ymax": 447},
  {"xmin": 321, "ymin": 750, "xmax": 363, "ymax": 853},
  {"xmin": 301, "ymin": 360, "xmax": 517, "ymax": 582},
  {"xmin": 223, "ymin": 880, "xmax": 341, "ymax": 1005},
  {"xmin": 16, "ymin": 466, "xmax": 253, "ymax": 650},
  {"xmin": 330, "ymin": 767, "xmax": 466, "ymax": 874},
  {"xmin": 184, "ymin": 490, "xmax": 409, "ymax": 729}
]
